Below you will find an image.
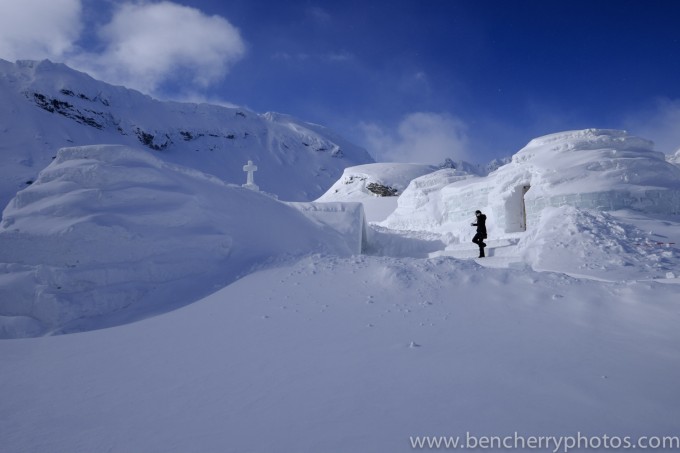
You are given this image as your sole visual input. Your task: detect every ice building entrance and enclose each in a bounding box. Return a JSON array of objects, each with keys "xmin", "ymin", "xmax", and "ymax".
[
  {"xmin": 504, "ymin": 184, "xmax": 531, "ymax": 232},
  {"xmin": 520, "ymin": 185, "xmax": 530, "ymax": 231}
]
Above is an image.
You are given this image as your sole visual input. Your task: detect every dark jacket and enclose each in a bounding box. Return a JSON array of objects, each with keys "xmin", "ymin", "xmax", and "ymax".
[{"xmin": 472, "ymin": 214, "xmax": 487, "ymax": 235}]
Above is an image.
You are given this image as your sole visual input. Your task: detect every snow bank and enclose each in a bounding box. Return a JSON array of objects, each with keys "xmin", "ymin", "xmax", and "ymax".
[
  {"xmin": 383, "ymin": 129, "xmax": 680, "ymax": 238},
  {"xmin": 0, "ymin": 145, "xmax": 356, "ymax": 338},
  {"xmin": 517, "ymin": 206, "xmax": 679, "ymax": 281}
]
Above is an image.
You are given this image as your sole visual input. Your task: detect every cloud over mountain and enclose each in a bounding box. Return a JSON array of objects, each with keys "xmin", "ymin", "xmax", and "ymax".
[
  {"xmin": 0, "ymin": 1, "xmax": 246, "ymax": 97},
  {"xmin": 360, "ymin": 112, "xmax": 470, "ymax": 164},
  {"xmin": 0, "ymin": 0, "xmax": 82, "ymax": 61}
]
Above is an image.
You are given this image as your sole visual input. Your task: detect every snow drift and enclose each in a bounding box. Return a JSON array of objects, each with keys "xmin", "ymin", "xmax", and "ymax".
[
  {"xmin": 517, "ymin": 205, "xmax": 679, "ymax": 281},
  {"xmin": 0, "ymin": 145, "xmax": 358, "ymax": 338}
]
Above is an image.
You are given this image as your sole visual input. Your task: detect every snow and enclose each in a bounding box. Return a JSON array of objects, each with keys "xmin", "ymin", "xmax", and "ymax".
[
  {"xmin": 317, "ymin": 163, "xmax": 440, "ymax": 222},
  {"xmin": 1, "ymin": 64, "xmax": 680, "ymax": 452},
  {"xmin": 669, "ymin": 148, "xmax": 680, "ymax": 166},
  {"xmin": 1, "ymin": 255, "xmax": 679, "ymax": 453},
  {"xmin": 0, "ymin": 145, "xmax": 358, "ymax": 337},
  {"xmin": 516, "ymin": 206, "xmax": 680, "ymax": 281},
  {"xmin": 379, "ymin": 167, "xmax": 480, "ymax": 232},
  {"xmin": 289, "ymin": 201, "xmax": 368, "ymax": 255},
  {"xmin": 512, "ymin": 129, "xmax": 680, "ymax": 197}
]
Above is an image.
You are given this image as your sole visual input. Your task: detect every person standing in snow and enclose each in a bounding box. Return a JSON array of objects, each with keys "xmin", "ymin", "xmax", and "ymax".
[{"xmin": 471, "ymin": 210, "xmax": 487, "ymax": 258}]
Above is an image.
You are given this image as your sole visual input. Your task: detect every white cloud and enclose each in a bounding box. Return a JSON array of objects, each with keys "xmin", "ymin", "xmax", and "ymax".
[
  {"xmin": 0, "ymin": 0, "xmax": 246, "ymax": 97},
  {"xmin": 0, "ymin": 0, "xmax": 82, "ymax": 61},
  {"xmin": 623, "ymin": 98, "xmax": 680, "ymax": 154},
  {"xmin": 306, "ymin": 6, "xmax": 331, "ymax": 25},
  {"xmin": 360, "ymin": 112, "xmax": 470, "ymax": 164},
  {"xmin": 70, "ymin": 1, "xmax": 246, "ymax": 96},
  {"xmin": 325, "ymin": 51, "xmax": 353, "ymax": 62},
  {"xmin": 272, "ymin": 51, "xmax": 352, "ymax": 63},
  {"xmin": 169, "ymin": 91, "xmax": 240, "ymax": 109}
]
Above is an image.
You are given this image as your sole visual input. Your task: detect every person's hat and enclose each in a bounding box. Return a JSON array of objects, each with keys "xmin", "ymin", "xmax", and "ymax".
[{"xmin": 475, "ymin": 210, "xmax": 481, "ymax": 214}]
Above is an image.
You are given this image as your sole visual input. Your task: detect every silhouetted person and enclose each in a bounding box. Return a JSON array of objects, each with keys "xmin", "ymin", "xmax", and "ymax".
[{"xmin": 471, "ymin": 210, "xmax": 487, "ymax": 258}]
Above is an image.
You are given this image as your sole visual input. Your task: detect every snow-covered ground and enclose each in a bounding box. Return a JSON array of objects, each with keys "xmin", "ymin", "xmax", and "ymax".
[
  {"xmin": 1, "ymin": 73, "xmax": 679, "ymax": 453},
  {"xmin": 2, "ymin": 253, "xmax": 679, "ymax": 453}
]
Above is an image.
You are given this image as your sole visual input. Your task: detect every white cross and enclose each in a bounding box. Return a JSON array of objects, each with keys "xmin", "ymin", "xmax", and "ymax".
[{"xmin": 242, "ymin": 160, "xmax": 259, "ymax": 191}]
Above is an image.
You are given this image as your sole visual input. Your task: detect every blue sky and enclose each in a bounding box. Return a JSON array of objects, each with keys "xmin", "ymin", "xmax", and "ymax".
[{"xmin": 2, "ymin": 0, "xmax": 680, "ymax": 163}]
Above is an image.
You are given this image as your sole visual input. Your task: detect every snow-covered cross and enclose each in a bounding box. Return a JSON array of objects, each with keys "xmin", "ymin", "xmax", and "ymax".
[{"xmin": 242, "ymin": 160, "xmax": 259, "ymax": 191}]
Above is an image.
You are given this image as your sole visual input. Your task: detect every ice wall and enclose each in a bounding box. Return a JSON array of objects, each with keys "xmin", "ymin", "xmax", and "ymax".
[
  {"xmin": 380, "ymin": 169, "xmax": 480, "ymax": 234},
  {"xmin": 514, "ymin": 130, "xmax": 680, "ymax": 224},
  {"xmin": 288, "ymin": 202, "xmax": 367, "ymax": 254}
]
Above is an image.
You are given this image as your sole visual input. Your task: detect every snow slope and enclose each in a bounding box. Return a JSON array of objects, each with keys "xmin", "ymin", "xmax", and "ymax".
[
  {"xmin": 0, "ymin": 145, "xmax": 357, "ymax": 338},
  {"xmin": 1, "ymin": 255, "xmax": 679, "ymax": 453},
  {"xmin": 0, "ymin": 59, "xmax": 373, "ymax": 207}
]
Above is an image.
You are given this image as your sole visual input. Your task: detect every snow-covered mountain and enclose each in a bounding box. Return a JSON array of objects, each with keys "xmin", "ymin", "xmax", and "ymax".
[
  {"xmin": 670, "ymin": 148, "xmax": 680, "ymax": 166},
  {"xmin": 0, "ymin": 59, "xmax": 373, "ymax": 207}
]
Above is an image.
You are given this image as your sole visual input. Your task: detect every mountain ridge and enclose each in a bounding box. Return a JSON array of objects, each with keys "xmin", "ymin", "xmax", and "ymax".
[{"xmin": 0, "ymin": 58, "xmax": 374, "ymax": 206}]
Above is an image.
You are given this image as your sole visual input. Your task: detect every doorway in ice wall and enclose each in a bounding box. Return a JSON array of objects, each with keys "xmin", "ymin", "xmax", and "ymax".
[
  {"xmin": 504, "ymin": 184, "xmax": 531, "ymax": 232},
  {"xmin": 520, "ymin": 184, "xmax": 530, "ymax": 231}
]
